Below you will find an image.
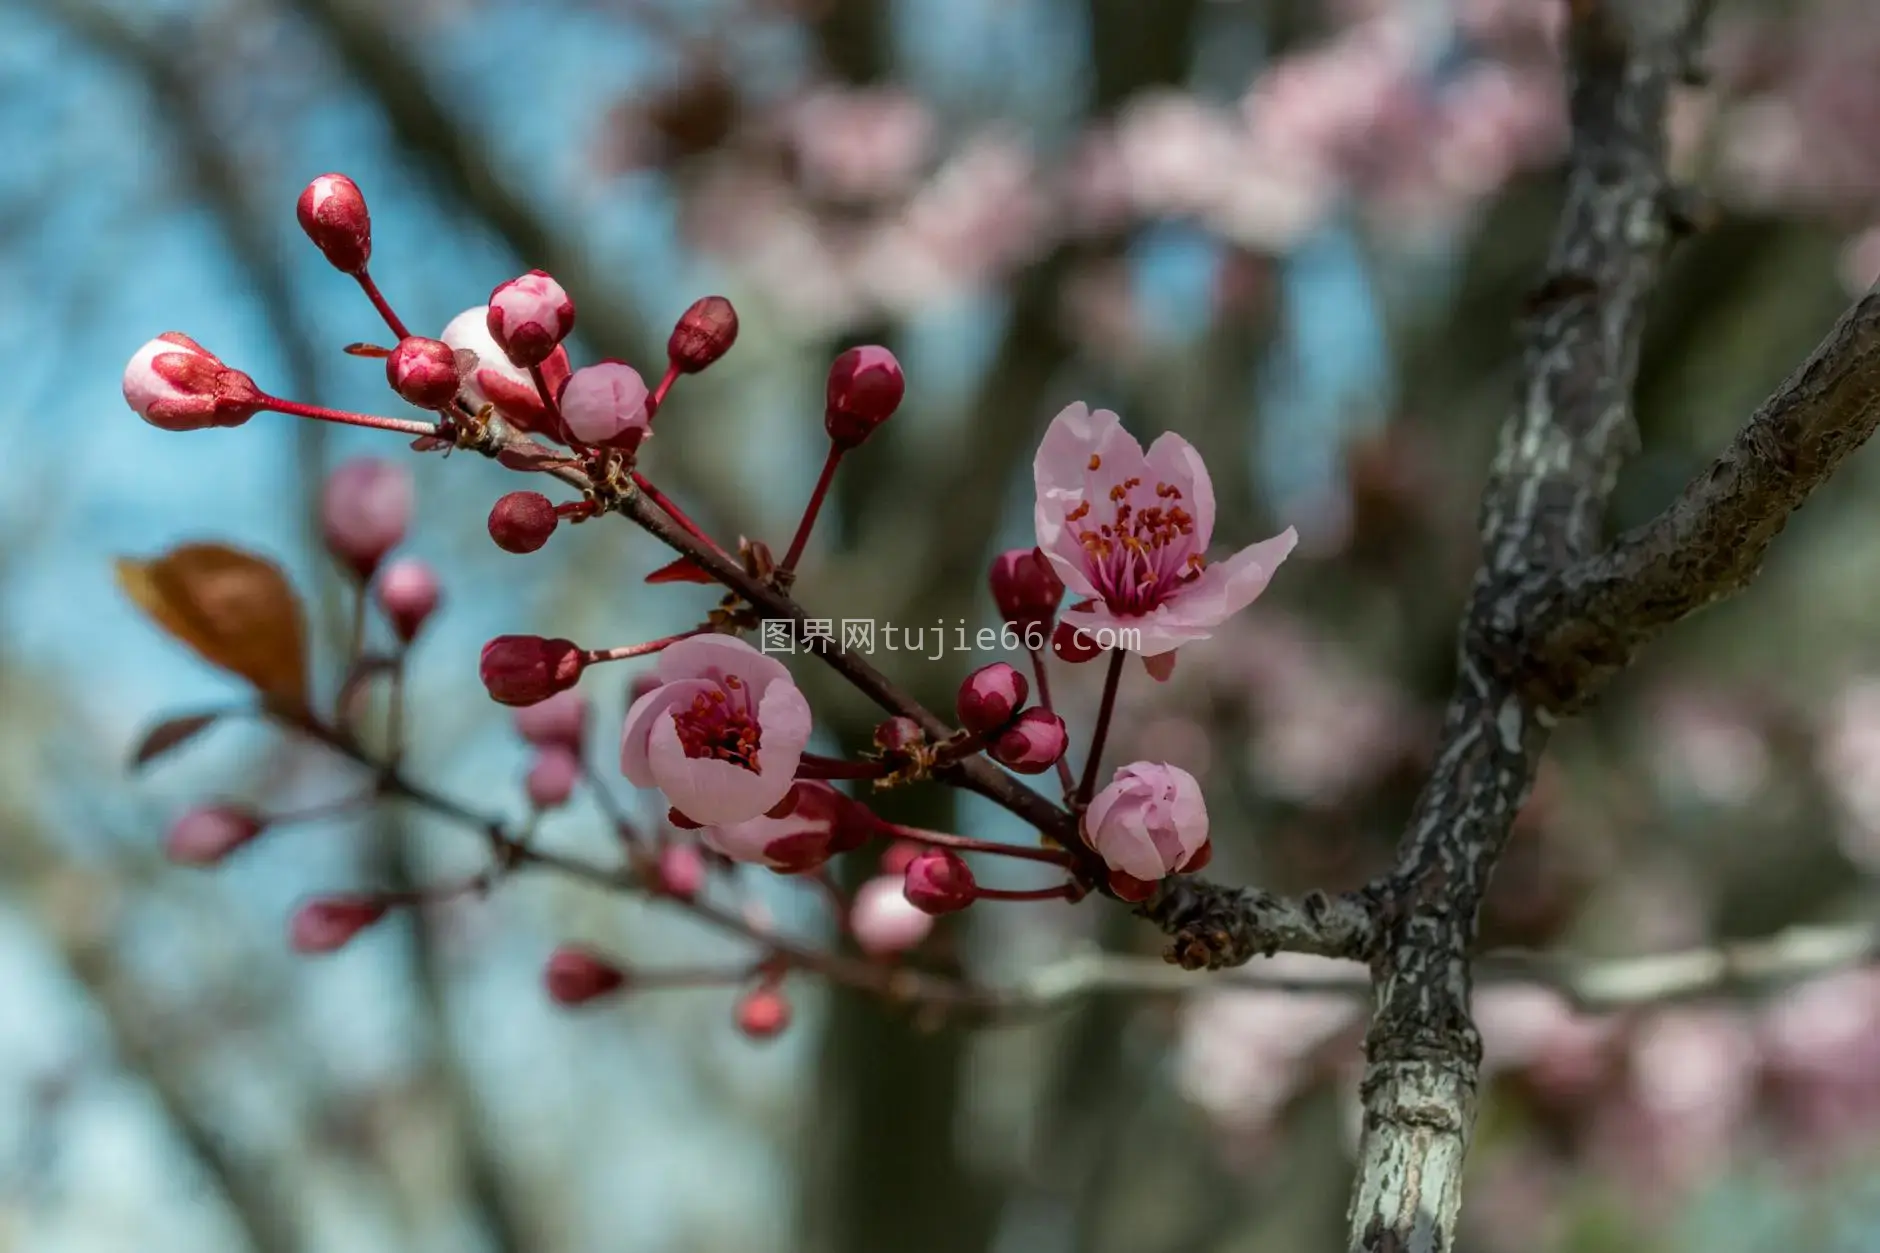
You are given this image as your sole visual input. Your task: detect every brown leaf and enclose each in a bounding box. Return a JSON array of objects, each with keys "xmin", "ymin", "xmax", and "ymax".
[
  {"xmin": 129, "ymin": 710, "xmax": 223, "ymax": 769},
  {"xmin": 116, "ymin": 543, "xmax": 310, "ymax": 710}
]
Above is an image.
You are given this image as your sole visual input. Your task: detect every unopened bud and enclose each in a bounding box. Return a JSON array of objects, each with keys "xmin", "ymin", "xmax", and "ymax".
[
  {"xmin": 480, "ymin": 635, "xmax": 586, "ymax": 706},
  {"xmin": 558, "ymin": 361, "xmax": 650, "ymax": 449},
  {"xmin": 290, "ymin": 894, "xmax": 389, "ymax": 954},
  {"xmin": 656, "ymin": 842, "xmax": 706, "ymax": 900},
  {"xmin": 903, "ymin": 849, "xmax": 976, "ymax": 914},
  {"xmin": 989, "ymin": 708, "xmax": 1068, "ymax": 774},
  {"xmin": 489, "ymin": 491, "xmax": 559, "ymax": 554},
  {"xmin": 487, "ymin": 270, "xmax": 575, "ymax": 368},
  {"xmin": 851, "ymin": 875, "xmax": 935, "ymax": 955},
  {"xmin": 296, "ymin": 173, "xmax": 372, "ymax": 273},
  {"xmin": 165, "ymin": 805, "xmax": 266, "ymax": 866},
  {"xmin": 376, "ymin": 557, "xmax": 441, "ymax": 642},
  {"xmin": 122, "ymin": 333, "xmax": 264, "ymax": 432},
  {"xmin": 873, "ymin": 716, "xmax": 924, "ymax": 755},
  {"xmin": 1051, "ymin": 618, "xmax": 1104, "ymax": 664},
  {"xmin": 667, "ymin": 295, "xmax": 739, "ymax": 373},
  {"xmin": 321, "ymin": 458, "xmax": 412, "ymax": 579},
  {"xmin": 514, "ymin": 688, "xmax": 588, "ymax": 754},
  {"xmin": 957, "ymin": 663, "xmax": 1029, "ymax": 734},
  {"xmin": 990, "ymin": 548, "xmax": 1065, "ymax": 636},
  {"xmin": 526, "ymin": 746, "xmax": 581, "ymax": 809},
  {"xmin": 544, "ymin": 944, "xmax": 628, "ymax": 1005},
  {"xmin": 386, "ymin": 336, "xmax": 462, "ymax": 409},
  {"xmin": 824, "ymin": 345, "xmax": 904, "ymax": 449},
  {"xmin": 736, "ymin": 986, "xmax": 792, "ymax": 1039}
]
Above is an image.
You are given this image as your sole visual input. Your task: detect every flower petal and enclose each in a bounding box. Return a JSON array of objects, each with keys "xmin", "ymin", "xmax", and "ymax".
[
  {"xmin": 647, "ymin": 715, "xmax": 796, "ymax": 824},
  {"xmin": 657, "ymin": 633, "xmax": 796, "ymax": 693},
  {"xmin": 620, "ymin": 678, "xmax": 715, "ymax": 787},
  {"xmin": 1143, "ymin": 430, "xmax": 1214, "ymax": 549}
]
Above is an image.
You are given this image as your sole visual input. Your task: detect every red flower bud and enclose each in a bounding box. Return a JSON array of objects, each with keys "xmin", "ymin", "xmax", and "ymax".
[
  {"xmin": 902, "ymin": 849, "xmax": 977, "ymax": 914},
  {"xmin": 667, "ymin": 295, "xmax": 740, "ymax": 374},
  {"xmin": 488, "ymin": 491, "xmax": 559, "ymax": 554},
  {"xmin": 296, "ymin": 173, "xmax": 372, "ymax": 274},
  {"xmin": 736, "ymin": 987, "xmax": 792, "ymax": 1039},
  {"xmin": 376, "ymin": 557, "xmax": 441, "ymax": 642},
  {"xmin": 544, "ymin": 944, "xmax": 628, "ymax": 1005},
  {"xmin": 385, "ymin": 336, "xmax": 462, "ymax": 409},
  {"xmin": 1051, "ymin": 618, "xmax": 1104, "ymax": 664},
  {"xmin": 480, "ymin": 635, "xmax": 585, "ymax": 706},
  {"xmin": 989, "ymin": 709, "xmax": 1068, "ymax": 774},
  {"xmin": 990, "ymin": 547, "xmax": 1065, "ymax": 638},
  {"xmin": 164, "ymin": 805, "xmax": 266, "ymax": 866},
  {"xmin": 873, "ymin": 716, "xmax": 924, "ymax": 754},
  {"xmin": 956, "ymin": 662, "xmax": 1029, "ymax": 734},
  {"xmin": 526, "ymin": 746, "xmax": 581, "ymax": 809},
  {"xmin": 290, "ymin": 894, "xmax": 389, "ymax": 953},
  {"xmin": 123, "ymin": 333, "xmax": 264, "ymax": 432},
  {"xmin": 824, "ymin": 345, "xmax": 904, "ymax": 449},
  {"xmin": 487, "ymin": 270, "xmax": 575, "ymax": 368}
]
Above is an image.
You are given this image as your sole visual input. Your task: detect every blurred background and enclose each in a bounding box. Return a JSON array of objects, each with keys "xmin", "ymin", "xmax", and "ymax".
[{"xmin": 5, "ymin": 0, "xmax": 1880, "ymax": 1249}]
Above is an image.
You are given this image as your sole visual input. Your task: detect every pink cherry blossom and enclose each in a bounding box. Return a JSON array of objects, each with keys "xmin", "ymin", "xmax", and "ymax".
[
  {"xmin": 621, "ymin": 635, "xmax": 813, "ymax": 825},
  {"xmin": 558, "ymin": 361, "xmax": 651, "ymax": 448},
  {"xmin": 122, "ymin": 333, "xmax": 264, "ymax": 432},
  {"xmin": 699, "ymin": 781, "xmax": 859, "ymax": 871},
  {"xmin": 849, "ymin": 875, "xmax": 935, "ymax": 955},
  {"xmin": 440, "ymin": 306, "xmax": 572, "ymax": 438},
  {"xmin": 1033, "ymin": 403, "xmax": 1296, "ymax": 657},
  {"xmin": 1084, "ymin": 762, "xmax": 1209, "ymax": 884}
]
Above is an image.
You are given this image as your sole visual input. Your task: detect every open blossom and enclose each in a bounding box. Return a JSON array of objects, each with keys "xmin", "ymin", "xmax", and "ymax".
[
  {"xmin": 1085, "ymin": 762, "xmax": 1209, "ymax": 896},
  {"xmin": 621, "ymin": 635, "xmax": 813, "ymax": 825},
  {"xmin": 700, "ymin": 781, "xmax": 864, "ymax": 871},
  {"xmin": 441, "ymin": 306, "xmax": 571, "ymax": 438},
  {"xmin": 123, "ymin": 333, "xmax": 264, "ymax": 431},
  {"xmin": 1034, "ymin": 403, "xmax": 1296, "ymax": 657}
]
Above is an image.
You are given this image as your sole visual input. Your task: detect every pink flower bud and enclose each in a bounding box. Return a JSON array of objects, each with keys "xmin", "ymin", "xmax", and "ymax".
[
  {"xmin": 850, "ymin": 875, "xmax": 935, "ymax": 955},
  {"xmin": 1051, "ymin": 618, "xmax": 1104, "ymax": 664},
  {"xmin": 989, "ymin": 709, "xmax": 1068, "ymax": 774},
  {"xmin": 489, "ymin": 491, "xmax": 559, "ymax": 554},
  {"xmin": 873, "ymin": 716, "xmax": 924, "ymax": 754},
  {"xmin": 1085, "ymin": 762, "xmax": 1209, "ymax": 890},
  {"xmin": 824, "ymin": 345, "xmax": 904, "ymax": 449},
  {"xmin": 989, "ymin": 547, "xmax": 1065, "ymax": 637},
  {"xmin": 902, "ymin": 849, "xmax": 976, "ymax": 915},
  {"xmin": 957, "ymin": 663, "xmax": 1029, "ymax": 734},
  {"xmin": 164, "ymin": 805, "xmax": 265, "ymax": 866},
  {"xmin": 296, "ymin": 173, "xmax": 371, "ymax": 273},
  {"xmin": 480, "ymin": 635, "xmax": 586, "ymax": 706},
  {"xmin": 514, "ymin": 688, "xmax": 588, "ymax": 753},
  {"xmin": 441, "ymin": 306, "xmax": 571, "ymax": 438},
  {"xmin": 557, "ymin": 361, "xmax": 650, "ymax": 449},
  {"xmin": 736, "ymin": 987, "xmax": 792, "ymax": 1039},
  {"xmin": 122, "ymin": 333, "xmax": 264, "ymax": 432},
  {"xmin": 321, "ymin": 458, "xmax": 412, "ymax": 579},
  {"xmin": 487, "ymin": 270, "xmax": 575, "ymax": 368},
  {"xmin": 290, "ymin": 894, "xmax": 389, "ymax": 953},
  {"xmin": 880, "ymin": 840, "xmax": 923, "ymax": 874},
  {"xmin": 375, "ymin": 557, "xmax": 440, "ymax": 642},
  {"xmin": 385, "ymin": 336, "xmax": 462, "ymax": 409},
  {"xmin": 667, "ymin": 295, "xmax": 739, "ymax": 373},
  {"xmin": 544, "ymin": 944, "xmax": 628, "ymax": 1005},
  {"xmin": 656, "ymin": 842, "xmax": 706, "ymax": 900},
  {"xmin": 526, "ymin": 745, "xmax": 582, "ymax": 809}
]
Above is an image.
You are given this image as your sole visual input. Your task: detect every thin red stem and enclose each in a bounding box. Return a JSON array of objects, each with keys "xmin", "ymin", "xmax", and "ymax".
[
  {"xmin": 1027, "ymin": 644, "xmax": 1077, "ymax": 800},
  {"xmin": 353, "ymin": 269, "xmax": 411, "ymax": 341},
  {"xmin": 261, "ymin": 396, "xmax": 438, "ymax": 438},
  {"xmin": 873, "ymin": 821, "xmax": 1072, "ymax": 868},
  {"xmin": 632, "ymin": 473, "xmax": 732, "ymax": 558},
  {"xmin": 583, "ymin": 627, "xmax": 713, "ymax": 665},
  {"xmin": 781, "ymin": 444, "xmax": 844, "ymax": 574},
  {"xmin": 1076, "ymin": 648, "xmax": 1128, "ymax": 807},
  {"xmin": 974, "ymin": 882, "xmax": 1080, "ymax": 902},
  {"xmin": 648, "ymin": 362, "xmax": 681, "ymax": 417},
  {"xmin": 529, "ymin": 363, "xmax": 564, "ymax": 429}
]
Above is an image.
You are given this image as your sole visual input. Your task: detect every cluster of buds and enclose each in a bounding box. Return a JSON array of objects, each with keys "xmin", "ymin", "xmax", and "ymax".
[{"xmin": 124, "ymin": 171, "xmax": 1293, "ymax": 1040}]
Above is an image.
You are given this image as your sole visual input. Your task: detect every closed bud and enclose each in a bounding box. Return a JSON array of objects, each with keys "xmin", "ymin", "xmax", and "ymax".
[
  {"xmin": 1051, "ymin": 618, "xmax": 1104, "ymax": 664},
  {"xmin": 489, "ymin": 491, "xmax": 559, "ymax": 554},
  {"xmin": 957, "ymin": 663, "xmax": 1029, "ymax": 734},
  {"xmin": 736, "ymin": 986, "xmax": 792, "ymax": 1039},
  {"xmin": 989, "ymin": 708, "xmax": 1068, "ymax": 774},
  {"xmin": 824, "ymin": 345, "xmax": 904, "ymax": 449},
  {"xmin": 487, "ymin": 270, "xmax": 575, "ymax": 368},
  {"xmin": 376, "ymin": 557, "xmax": 441, "ymax": 642},
  {"xmin": 544, "ymin": 944, "xmax": 628, "ymax": 1005},
  {"xmin": 290, "ymin": 894, "xmax": 389, "ymax": 953},
  {"xmin": 558, "ymin": 361, "xmax": 650, "ymax": 449},
  {"xmin": 480, "ymin": 635, "xmax": 586, "ymax": 706},
  {"xmin": 385, "ymin": 336, "xmax": 462, "ymax": 409},
  {"xmin": 990, "ymin": 548, "xmax": 1065, "ymax": 635},
  {"xmin": 656, "ymin": 842, "xmax": 706, "ymax": 900},
  {"xmin": 514, "ymin": 688, "xmax": 588, "ymax": 753},
  {"xmin": 321, "ymin": 458, "xmax": 413, "ymax": 579},
  {"xmin": 873, "ymin": 716, "xmax": 924, "ymax": 755},
  {"xmin": 850, "ymin": 875, "xmax": 935, "ymax": 955},
  {"xmin": 527, "ymin": 746, "xmax": 582, "ymax": 809},
  {"xmin": 668, "ymin": 295, "xmax": 740, "ymax": 373},
  {"xmin": 165, "ymin": 805, "xmax": 266, "ymax": 866},
  {"xmin": 296, "ymin": 173, "xmax": 372, "ymax": 273},
  {"xmin": 122, "ymin": 333, "xmax": 264, "ymax": 432},
  {"xmin": 902, "ymin": 849, "xmax": 976, "ymax": 914}
]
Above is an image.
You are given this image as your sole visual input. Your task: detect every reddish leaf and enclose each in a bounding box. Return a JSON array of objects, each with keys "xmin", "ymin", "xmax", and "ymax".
[
  {"xmin": 645, "ymin": 554, "xmax": 718, "ymax": 584},
  {"xmin": 116, "ymin": 543, "xmax": 310, "ymax": 710},
  {"xmin": 130, "ymin": 711, "xmax": 223, "ymax": 769}
]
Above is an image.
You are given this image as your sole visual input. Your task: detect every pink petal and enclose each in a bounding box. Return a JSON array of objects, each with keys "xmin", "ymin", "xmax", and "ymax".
[
  {"xmin": 620, "ymin": 678, "xmax": 716, "ymax": 787},
  {"xmin": 1143, "ymin": 430, "xmax": 1214, "ymax": 549},
  {"xmin": 647, "ymin": 715, "xmax": 795, "ymax": 824},
  {"xmin": 657, "ymin": 633, "xmax": 795, "ymax": 693},
  {"xmin": 1156, "ymin": 527, "xmax": 1298, "ymax": 631},
  {"xmin": 754, "ymin": 680, "xmax": 813, "ymax": 770}
]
